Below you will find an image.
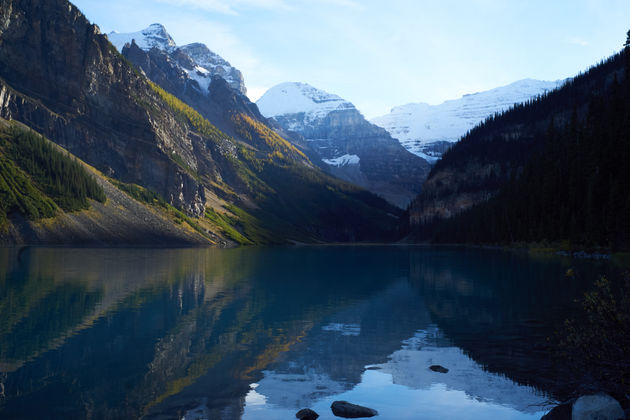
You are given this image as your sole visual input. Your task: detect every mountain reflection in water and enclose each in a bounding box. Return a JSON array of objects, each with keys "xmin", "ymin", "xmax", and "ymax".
[{"xmin": 0, "ymin": 246, "xmax": 601, "ymax": 419}]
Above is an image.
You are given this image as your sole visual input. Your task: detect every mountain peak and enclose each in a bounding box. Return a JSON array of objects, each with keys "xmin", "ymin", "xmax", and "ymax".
[
  {"xmin": 109, "ymin": 25, "xmax": 246, "ymax": 95},
  {"xmin": 257, "ymin": 82, "xmax": 355, "ymax": 119},
  {"xmin": 180, "ymin": 43, "xmax": 231, "ymax": 70},
  {"xmin": 108, "ymin": 23, "xmax": 177, "ymax": 53}
]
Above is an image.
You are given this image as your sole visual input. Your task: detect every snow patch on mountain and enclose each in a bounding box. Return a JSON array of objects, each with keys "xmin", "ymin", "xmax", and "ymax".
[
  {"xmin": 371, "ymin": 79, "xmax": 564, "ymax": 161},
  {"xmin": 322, "ymin": 154, "xmax": 360, "ymax": 167},
  {"xmin": 257, "ymin": 82, "xmax": 355, "ymax": 125}
]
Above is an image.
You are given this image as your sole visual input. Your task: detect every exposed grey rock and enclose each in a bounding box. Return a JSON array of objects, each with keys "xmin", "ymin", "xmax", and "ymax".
[
  {"xmin": 330, "ymin": 400, "xmax": 378, "ymax": 418},
  {"xmin": 296, "ymin": 408, "xmax": 319, "ymax": 420},
  {"xmin": 429, "ymin": 364, "xmax": 449, "ymax": 373}
]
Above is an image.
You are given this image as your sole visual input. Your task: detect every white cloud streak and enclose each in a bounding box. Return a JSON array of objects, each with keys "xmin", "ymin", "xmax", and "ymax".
[{"xmin": 566, "ymin": 36, "xmax": 589, "ymax": 47}]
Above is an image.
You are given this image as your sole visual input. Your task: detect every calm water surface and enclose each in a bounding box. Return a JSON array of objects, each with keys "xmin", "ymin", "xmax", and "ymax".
[{"xmin": 0, "ymin": 246, "xmax": 609, "ymax": 419}]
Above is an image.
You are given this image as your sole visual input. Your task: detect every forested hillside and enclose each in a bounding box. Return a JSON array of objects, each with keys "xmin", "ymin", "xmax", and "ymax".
[
  {"xmin": 0, "ymin": 123, "xmax": 105, "ymax": 227},
  {"xmin": 413, "ymin": 38, "xmax": 630, "ymax": 250},
  {"xmin": 410, "ymin": 48, "xmax": 625, "ymax": 226}
]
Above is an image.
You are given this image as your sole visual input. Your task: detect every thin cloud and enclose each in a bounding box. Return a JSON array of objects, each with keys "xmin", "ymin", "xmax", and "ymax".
[
  {"xmin": 319, "ymin": 0, "xmax": 364, "ymax": 10},
  {"xmin": 156, "ymin": 0, "xmax": 290, "ymax": 15},
  {"xmin": 157, "ymin": 0, "xmax": 361, "ymax": 15},
  {"xmin": 566, "ymin": 36, "xmax": 589, "ymax": 47}
]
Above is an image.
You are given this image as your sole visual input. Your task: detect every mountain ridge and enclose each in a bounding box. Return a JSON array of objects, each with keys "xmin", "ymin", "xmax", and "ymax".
[{"xmin": 372, "ymin": 79, "xmax": 563, "ymax": 162}]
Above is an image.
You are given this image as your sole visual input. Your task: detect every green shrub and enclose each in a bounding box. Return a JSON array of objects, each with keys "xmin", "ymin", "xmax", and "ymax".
[{"xmin": 559, "ymin": 274, "xmax": 630, "ymax": 399}]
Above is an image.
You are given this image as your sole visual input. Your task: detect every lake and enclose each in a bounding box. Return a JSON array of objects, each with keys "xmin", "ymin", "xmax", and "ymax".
[{"xmin": 0, "ymin": 246, "xmax": 610, "ymax": 419}]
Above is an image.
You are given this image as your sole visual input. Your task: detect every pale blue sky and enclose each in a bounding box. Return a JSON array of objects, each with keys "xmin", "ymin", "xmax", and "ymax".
[{"xmin": 72, "ymin": 0, "xmax": 630, "ymax": 118}]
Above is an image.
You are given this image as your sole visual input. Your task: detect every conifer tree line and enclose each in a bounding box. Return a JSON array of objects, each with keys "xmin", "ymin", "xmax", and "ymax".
[
  {"xmin": 415, "ymin": 33, "xmax": 630, "ymax": 250},
  {"xmin": 0, "ymin": 125, "xmax": 105, "ymax": 223}
]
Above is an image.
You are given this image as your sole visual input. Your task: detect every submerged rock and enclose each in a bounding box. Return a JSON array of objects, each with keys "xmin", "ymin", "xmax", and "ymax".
[
  {"xmin": 331, "ymin": 400, "xmax": 378, "ymax": 418},
  {"xmin": 540, "ymin": 393, "xmax": 624, "ymax": 420},
  {"xmin": 296, "ymin": 408, "xmax": 319, "ymax": 420},
  {"xmin": 429, "ymin": 364, "xmax": 449, "ymax": 373}
]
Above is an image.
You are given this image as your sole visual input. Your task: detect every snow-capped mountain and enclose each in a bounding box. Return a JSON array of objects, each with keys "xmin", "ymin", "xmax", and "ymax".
[
  {"xmin": 107, "ymin": 24, "xmax": 246, "ymax": 95},
  {"xmin": 257, "ymin": 82, "xmax": 430, "ymax": 208},
  {"xmin": 257, "ymin": 82, "xmax": 355, "ymax": 130},
  {"xmin": 371, "ymin": 79, "xmax": 564, "ymax": 162},
  {"xmin": 108, "ymin": 23, "xmax": 176, "ymax": 52}
]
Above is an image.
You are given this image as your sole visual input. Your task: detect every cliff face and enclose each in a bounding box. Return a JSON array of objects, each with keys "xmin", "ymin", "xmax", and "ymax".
[{"xmin": 0, "ymin": 0, "xmax": 206, "ymax": 216}]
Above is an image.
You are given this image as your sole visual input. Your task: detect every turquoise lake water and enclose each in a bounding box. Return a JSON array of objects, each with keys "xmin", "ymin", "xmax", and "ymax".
[{"xmin": 0, "ymin": 246, "xmax": 609, "ymax": 419}]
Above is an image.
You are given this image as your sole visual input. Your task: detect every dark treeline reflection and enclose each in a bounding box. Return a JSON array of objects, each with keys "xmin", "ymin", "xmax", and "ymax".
[
  {"xmin": 0, "ymin": 246, "xmax": 605, "ymax": 419},
  {"xmin": 407, "ymin": 248, "xmax": 605, "ymax": 396}
]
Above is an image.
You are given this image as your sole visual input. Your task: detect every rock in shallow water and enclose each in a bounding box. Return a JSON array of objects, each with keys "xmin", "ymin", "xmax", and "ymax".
[
  {"xmin": 572, "ymin": 394, "xmax": 624, "ymax": 420},
  {"xmin": 296, "ymin": 408, "xmax": 319, "ymax": 420},
  {"xmin": 330, "ymin": 401, "xmax": 378, "ymax": 418},
  {"xmin": 429, "ymin": 364, "xmax": 449, "ymax": 373},
  {"xmin": 540, "ymin": 393, "xmax": 624, "ymax": 420}
]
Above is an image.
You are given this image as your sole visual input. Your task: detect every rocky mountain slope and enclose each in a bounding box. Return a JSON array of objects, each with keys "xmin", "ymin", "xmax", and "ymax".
[
  {"xmin": 0, "ymin": 0, "xmax": 401, "ymax": 245},
  {"xmin": 116, "ymin": 26, "xmax": 267, "ymax": 145},
  {"xmin": 0, "ymin": 119, "xmax": 223, "ymax": 246},
  {"xmin": 371, "ymin": 79, "xmax": 562, "ymax": 162},
  {"xmin": 257, "ymin": 82, "xmax": 431, "ymax": 208},
  {"xmin": 409, "ymin": 52, "xmax": 625, "ymax": 232}
]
